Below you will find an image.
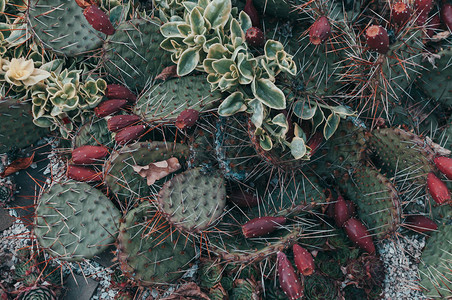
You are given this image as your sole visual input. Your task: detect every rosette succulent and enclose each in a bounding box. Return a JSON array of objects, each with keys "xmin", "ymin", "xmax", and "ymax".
[{"xmin": 1, "ymin": 57, "xmax": 50, "ymax": 87}]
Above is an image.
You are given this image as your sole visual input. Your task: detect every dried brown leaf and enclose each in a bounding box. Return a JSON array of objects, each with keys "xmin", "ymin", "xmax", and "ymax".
[
  {"xmin": 132, "ymin": 157, "xmax": 181, "ymax": 185},
  {"xmin": 0, "ymin": 152, "xmax": 35, "ymax": 178},
  {"xmin": 161, "ymin": 282, "xmax": 210, "ymax": 300},
  {"xmin": 155, "ymin": 65, "xmax": 178, "ymax": 82}
]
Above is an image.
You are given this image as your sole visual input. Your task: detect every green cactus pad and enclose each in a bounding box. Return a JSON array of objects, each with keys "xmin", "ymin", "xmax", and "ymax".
[
  {"xmin": 157, "ymin": 167, "xmax": 226, "ymax": 233},
  {"xmin": 73, "ymin": 118, "xmax": 114, "ymax": 148},
  {"xmin": 103, "ymin": 18, "xmax": 173, "ymax": 92},
  {"xmin": 34, "ymin": 181, "xmax": 120, "ymax": 261},
  {"xmin": 134, "ymin": 74, "xmax": 221, "ymax": 123},
  {"xmin": 104, "ymin": 141, "xmax": 190, "ymax": 202},
  {"xmin": 117, "ymin": 203, "xmax": 196, "ymax": 286},
  {"xmin": 418, "ymin": 223, "xmax": 452, "ymax": 299},
  {"xmin": 0, "ymin": 99, "xmax": 48, "ymax": 152},
  {"xmin": 28, "ymin": 0, "xmax": 104, "ymax": 57},
  {"xmin": 339, "ymin": 164, "xmax": 401, "ymax": 239}
]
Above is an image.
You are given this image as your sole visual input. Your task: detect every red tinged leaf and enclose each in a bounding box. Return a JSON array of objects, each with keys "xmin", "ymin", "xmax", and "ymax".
[
  {"xmin": 242, "ymin": 216, "xmax": 286, "ymax": 238},
  {"xmin": 83, "ymin": 4, "xmax": 115, "ymax": 35},
  {"xmin": 344, "ymin": 218, "xmax": 375, "ymax": 254},
  {"xmin": 405, "ymin": 215, "xmax": 438, "ymax": 233},
  {"xmin": 427, "ymin": 172, "xmax": 451, "ymax": 205},
  {"xmin": 243, "ymin": 0, "xmax": 260, "ymax": 28},
  {"xmin": 106, "ymin": 84, "xmax": 136, "ymax": 102},
  {"xmin": 392, "ymin": 2, "xmax": 411, "ymax": 25},
  {"xmin": 245, "ymin": 27, "xmax": 265, "ymax": 47},
  {"xmin": 415, "ymin": 0, "xmax": 434, "ymax": 25},
  {"xmin": 434, "ymin": 157, "xmax": 452, "ymax": 180},
  {"xmin": 309, "ymin": 16, "xmax": 331, "ymax": 45},
  {"xmin": 115, "ymin": 125, "xmax": 147, "ymax": 145},
  {"xmin": 441, "ymin": 4, "xmax": 452, "ymax": 31},
  {"xmin": 0, "ymin": 152, "xmax": 35, "ymax": 178},
  {"xmin": 334, "ymin": 194, "xmax": 350, "ymax": 227},
  {"xmin": 277, "ymin": 252, "xmax": 304, "ymax": 300},
  {"xmin": 107, "ymin": 114, "xmax": 141, "ymax": 132},
  {"xmin": 366, "ymin": 25, "xmax": 389, "ymax": 54},
  {"xmin": 293, "ymin": 244, "xmax": 315, "ymax": 276},
  {"xmin": 228, "ymin": 190, "xmax": 260, "ymax": 208},
  {"xmin": 94, "ymin": 99, "xmax": 127, "ymax": 118},
  {"xmin": 155, "ymin": 65, "xmax": 178, "ymax": 82},
  {"xmin": 67, "ymin": 165, "xmax": 102, "ymax": 182},
  {"xmin": 175, "ymin": 109, "xmax": 199, "ymax": 130},
  {"xmin": 72, "ymin": 145, "xmax": 109, "ymax": 165}
]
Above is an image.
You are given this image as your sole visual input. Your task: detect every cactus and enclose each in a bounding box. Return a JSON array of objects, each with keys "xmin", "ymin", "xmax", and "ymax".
[
  {"xmin": 117, "ymin": 203, "xmax": 196, "ymax": 286},
  {"xmin": 304, "ymin": 273, "xmax": 339, "ymax": 300},
  {"xmin": 73, "ymin": 117, "xmax": 114, "ymax": 148},
  {"xmin": 157, "ymin": 167, "xmax": 226, "ymax": 233},
  {"xmin": 34, "ymin": 181, "xmax": 120, "ymax": 261},
  {"xmin": 17, "ymin": 287, "xmax": 56, "ymax": 300}
]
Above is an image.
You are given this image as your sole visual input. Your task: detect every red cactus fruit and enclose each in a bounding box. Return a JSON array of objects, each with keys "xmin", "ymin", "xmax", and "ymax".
[
  {"xmin": 427, "ymin": 172, "xmax": 451, "ymax": 205},
  {"xmin": 392, "ymin": 2, "xmax": 411, "ymax": 25},
  {"xmin": 94, "ymin": 99, "xmax": 127, "ymax": 118},
  {"xmin": 277, "ymin": 252, "xmax": 304, "ymax": 300},
  {"xmin": 293, "ymin": 244, "xmax": 315, "ymax": 276},
  {"xmin": 115, "ymin": 125, "xmax": 146, "ymax": 145},
  {"xmin": 346, "ymin": 200, "xmax": 356, "ymax": 216},
  {"xmin": 72, "ymin": 145, "xmax": 109, "ymax": 165},
  {"xmin": 309, "ymin": 16, "xmax": 331, "ymax": 45},
  {"xmin": 426, "ymin": 14, "xmax": 441, "ymax": 38},
  {"xmin": 67, "ymin": 165, "xmax": 102, "ymax": 182},
  {"xmin": 334, "ymin": 194, "xmax": 350, "ymax": 227},
  {"xmin": 244, "ymin": 0, "xmax": 260, "ymax": 28},
  {"xmin": 307, "ymin": 132, "xmax": 323, "ymax": 157},
  {"xmin": 242, "ymin": 216, "xmax": 286, "ymax": 238},
  {"xmin": 245, "ymin": 27, "xmax": 265, "ymax": 47},
  {"xmin": 344, "ymin": 218, "xmax": 375, "ymax": 254},
  {"xmin": 106, "ymin": 84, "xmax": 136, "ymax": 102},
  {"xmin": 441, "ymin": 4, "xmax": 452, "ymax": 31},
  {"xmin": 434, "ymin": 157, "xmax": 452, "ymax": 180},
  {"xmin": 366, "ymin": 25, "xmax": 389, "ymax": 54},
  {"xmin": 175, "ymin": 109, "xmax": 199, "ymax": 130},
  {"xmin": 229, "ymin": 190, "xmax": 260, "ymax": 208},
  {"xmin": 415, "ymin": 0, "xmax": 434, "ymax": 25},
  {"xmin": 405, "ymin": 215, "xmax": 438, "ymax": 233},
  {"xmin": 107, "ymin": 114, "xmax": 141, "ymax": 132},
  {"xmin": 83, "ymin": 4, "xmax": 115, "ymax": 35}
]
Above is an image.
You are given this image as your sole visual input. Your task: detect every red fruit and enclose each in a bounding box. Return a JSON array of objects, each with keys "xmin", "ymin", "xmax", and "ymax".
[
  {"xmin": 107, "ymin": 114, "xmax": 140, "ymax": 132},
  {"xmin": 94, "ymin": 99, "xmax": 127, "ymax": 118},
  {"xmin": 245, "ymin": 27, "xmax": 265, "ymax": 47},
  {"xmin": 229, "ymin": 190, "xmax": 260, "ymax": 208},
  {"xmin": 405, "ymin": 215, "xmax": 438, "ymax": 233},
  {"xmin": 72, "ymin": 145, "xmax": 109, "ymax": 164},
  {"xmin": 67, "ymin": 165, "xmax": 102, "ymax": 182},
  {"xmin": 426, "ymin": 14, "xmax": 441, "ymax": 38},
  {"xmin": 106, "ymin": 84, "xmax": 136, "ymax": 102},
  {"xmin": 242, "ymin": 216, "xmax": 286, "ymax": 238},
  {"xmin": 175, "ymin": 109, "xmax": 199, "ymax": 130},
  {"xmin": 441, "ymin": 4, "xmax": 452, "ymax": 31},
  {"xmin": 427, "ymin": 172, "xmax": 451, "ymax": 205},
  {"xmin": 244, "ymin": 0, "xmax": 260, "ymax": 28},
  {"xmin": 293, "ymin": 244, "xmax": 315, "ymax": 276},
  {"xmin": 415, "ymin": 0, "xmax": 434, "ymax": 25},
  {"xmin": 277, "ymin": 252, "xmax": 304, "ymax": 300},
  {"xmin": 309, "ymin": 16, "xmax": 331, "ymax": 45},
  {"xmin": 366, "ymin": 25, "xmax": 389, "ymax": 54},
  {"xmin": 334, "ymin": 195, "xmax": 350, "ymax": 227},
  {"xmin": 83, "ymin": 4, "xmax": 115, "ymax": 35},
  {"xmin": 434, "ymin": 157, "xmax": 452, "ymax": 180},
  {"xmin": 392, "ymin": 2, "xmax": 411, "ymax": 25},
  {"xmin": 344, "ymin": 218, "xmax": 375, "ymax": 254},
  {"xmin": 346, "ymin": 200, "xmax": 356, "ymax": 216},
  {"xmin": 115, "ymin": 125, "xmax": 146, "ymax": 145},
  {"xmin": 307, "ymin": 132, "xmax": 323, "ymax": 157}
]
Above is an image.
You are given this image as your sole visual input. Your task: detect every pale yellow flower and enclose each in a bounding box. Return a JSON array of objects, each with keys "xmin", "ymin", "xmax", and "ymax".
[{"xmin": 4, "ymin": 57, "xmax": 50, "ymax": 86}]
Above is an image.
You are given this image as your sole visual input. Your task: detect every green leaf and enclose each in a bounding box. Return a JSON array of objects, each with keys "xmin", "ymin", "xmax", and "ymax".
[
  {"xmin": 218, "ymin": 92, "xmax": 247, "ymax": 116},
  {"xmin": 183, "ymin": 1, "xmax": 197, "ymax": 12},
  {"xmin": 290, "ymin": 137, "xmax": 307, "ymax": 159},
  {"xmin": 160, "ymin": 22, "xmax": 186, "ymax": 37},
  {"xmin": 311, "ymin": 107, "xmax": 325, "ymax": 134},
  {"xmin": 237, "ymin": 53, "xmax": 255, "ymax": 84},
  {"xmin": 293, "ymin": 100, "xmax": 317, "ymax": 120},
  {"xmin": 260, "ymin": 134, "xmax": 273, "ymax": 151},
  {"xmin": 264, "ymin": 40, "xmax": 284, "ymax": 60},
  {"xmin": 230, "ymin": 18, "xmax": 244, "ymax": 47},
  {"xmin": 331, "ymin": 105, "xmax": 356, "ymax": 118},
  {"xmin": 238, "ymin": 11, "xmax": 252, "ymax": 33},
  {"xmin": 249, "ymin": 99, "xmax": 264, "ymax": 128},
  {"xmin": 177, "ymin": 24, "xmax": 191, "ymax": 37},
  {"xmin": 293, "ymin": 123, "xmax": 307, "ymax": 141},
  {"xmin": 212, "ymin": 58, "xmax": 234, "ymax": 74},
  {"xmin": 204, "ymin": 0, "xmax": 231, "ymax": 29},
  {"xmin": 177, "ymin": 48, "xmax": 200, "ymax": 76},
  {"xmin": 190, "ymin": 8, "xmax": 205, "ymax": 35},
  {"xmin": 252, "ymin": 78, "xmax": 286, "ymax": 109},
  {"xmin": 323, "ymin": 113, "xmax": 340, "ymax": 140}
]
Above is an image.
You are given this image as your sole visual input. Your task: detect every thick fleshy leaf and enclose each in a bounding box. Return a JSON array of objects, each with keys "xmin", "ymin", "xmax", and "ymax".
[
  {"xmin": 331, "ymin": 105, "xmax": 356, "ymax": 118},
  {"xmin": 264, "ymin": 40, "xmax": 284, "ymax": 60},
  {"xmin": 293, "ymin": 100, "xmax": 317, "ymax": 120},
  {"xmin": 237, "ymin": 53, "xmax": 255, "ymax": 84},
  {"xmin": 160, "ymin": 22, "xmax": 186, "ymax": 37},
  {"xmin": 190, "ymin": 8, "xmax": 205, "ymax": 35},
  {"xmin": 183, "ymin": 1, "xmax": 197, "ymax": 12},
  {"xmin": 204, "ymin": 0, "xmax": 231, "ymax": 29},
  {"xmin": 323, "ymin": 112, "xmax": 340, "ymax": 140},
  {"xmin": 293, "ymin": 123, "xmax": 307, "ymax": 140},
  {"xmin": 238, "ymin": 11, "xmax": 252, "ymax": 33},
  {"xmin": 230, "ymin": 18, "xmax": 244, "ymax": 46},
  {"xmin": 249, "ymin": 99, "xmax": 264, "ymax": 128},
  {"xmin": 260, "ymin": 134, "xmax": 273, "ymax": 151},
  {"xmin": 177, "ymin": 48, "xmax": 200, "ymax": 76},
  {"xmin": 311, "ymin": 107, "xmax": 325, "ymax": 133},
  {"xmin": 290, "ymin": 137, "xmax": 307, "ymax": 159},
  {"xmin": 252, "ymin": 78, "xmax": 286, "ymax": 109},
  {"xmin": 212, "ymin": 58, "xmax": 234, "ymax": 74},
  {"xmin": 218, "ymin": 92, "xmax": 246, "ymax": 116},
  {"xmin": 177, "ymin": 24, "xmax": 191, "ymax": 37}
]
